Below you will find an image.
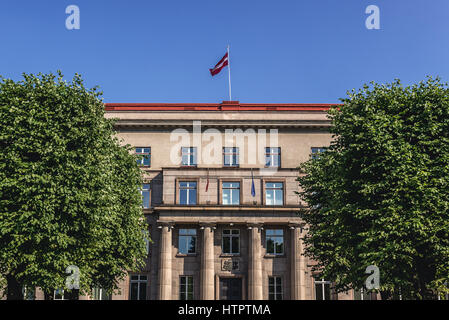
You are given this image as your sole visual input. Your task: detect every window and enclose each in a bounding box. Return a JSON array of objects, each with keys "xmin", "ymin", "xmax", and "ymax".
[
  {"xmin": 53, "ymin": 288, "xmax": 78, "ymax": 300},
  {"xmin": 222, "ymin": 182, "xmax": 240, "ymax": 205},
  {"xmin": 93, "ymin": 288, "xmax": 111, "ymax": 300},
  {"xmin": 223, "ymin": 147, "xmax": 239, "ymax": 167},
  {"xmin": 53, "ymin": 288, "xmax": 66, "ymax": 300},
  {"xmin": 222, "ymin": 229, "xmax": 240, "ymax": 254},
  {"xmin": 354, "ymin": 288, "xmax": 373, "ymax": 300},
  {"xmin": 266, "ymin": 229, "xmax": 284, "ymax": 255},
  {"xmin": 311, "ymin": 147, "xmax": 327, "ymax": 159},
  {"xmin": 265, "ymin": 147, "xmax": 281, "ymax": 167},
  {"xmin": 265, "ymin": 182, "xmax": 283, "ymax": 205},
  {"xmin": 179, "ymin": 181, "xmax": 197, "ymax": 205},
  {"xmin": 179, "ymin": 229, "xmax": 197, "ymax": 254},
  {"xmin": 136, "ymin": 147, "xmax": 151, "ymax": 166},
  {"xmin": 22, "ymin": 286, "xmax": 35, "ymax": 300},
  {"xmin": 141, "ymin": 183, "xmax": 150, "ymax": 208},
  {"xmin": 130, "ymin": 275, "xmax": 147, "ymax": 300},
  {"xmin": 315, "ymin": 279, "xmax": 333, "ymax": 300},
  {"xmin": 180, "ymin": 276, "xmax": 194, "ymax": 300},
  {"xmin": 268, "ymin": 277, "xmax": 283, "ymax": 300},
  {"xmin": 179, "ymin": 276, "xmax": 193, "ymax": 300},
  {"xmin": 181, "ymin": 147, "xmax": 197, "ymax": 166}
]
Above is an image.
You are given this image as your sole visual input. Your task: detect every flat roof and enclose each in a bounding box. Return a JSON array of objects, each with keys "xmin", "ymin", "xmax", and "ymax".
[{"xmin": 104, "ymin": 101, "xmax": 339, "ymax": 112}]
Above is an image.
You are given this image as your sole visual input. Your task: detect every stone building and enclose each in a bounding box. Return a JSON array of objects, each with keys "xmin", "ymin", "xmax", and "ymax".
[
  {"xmin": 100, "ymin": 100, "xmax": 366, "ymax": 300},
  {"xmin": 23, "ymin": 100, "xmax": 376, "ymax": 300}
]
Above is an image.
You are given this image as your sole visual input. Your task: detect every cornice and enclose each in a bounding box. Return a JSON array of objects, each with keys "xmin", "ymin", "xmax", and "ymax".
[{"xmin": 110, "ymin": 119, "xmax": 331, "ymax": 129}]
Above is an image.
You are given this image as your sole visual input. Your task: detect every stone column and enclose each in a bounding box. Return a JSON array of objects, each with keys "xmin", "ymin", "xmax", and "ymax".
[
  {"xmin": 290, "ymin": 224, "xmax": 301, "ymax": 300},
  {"xmin": 158, "ymin": 223, "xmax": 173, "ymax": 300},
  {"xmin": 200, "ymin": 224, "xmax": 215, "ymax": 300},
  {"xmin": 248, "ymin": 224, "xmax": 263, "ymax": 300},
  {"xmin": 298, "ymin": 227, "xmax": 307, "ymax": 300}
]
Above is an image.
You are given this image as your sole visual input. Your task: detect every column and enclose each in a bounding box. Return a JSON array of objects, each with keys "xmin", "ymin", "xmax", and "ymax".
[
  {"xmin": 200, "ymin": 224, "xmax": 215, "ymax": 300},
  {"xmin": 290, "ymin": 225, "xmax": 302, "ymax": 300},
  {"xmin": 158, "ymin": 223, "xmax": 172, "ymax": 300},
  {"xmin": 298, "ymin": 227, "xmax": 307, "ymax": 300},
  {"xmin": 248, "ymin": 224, "xmax": 263, "ymax": 300}
]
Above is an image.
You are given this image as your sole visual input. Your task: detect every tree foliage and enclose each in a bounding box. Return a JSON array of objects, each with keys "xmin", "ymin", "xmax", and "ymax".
[
  {"xmin": 0, "ymin": 72, "xmax": 149, "ymax": 299},
  {"xmin": 297, "ymin": 77, "xmax": 449, "ymax": 299}
]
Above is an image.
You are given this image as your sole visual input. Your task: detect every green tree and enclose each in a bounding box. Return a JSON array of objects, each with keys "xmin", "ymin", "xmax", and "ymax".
[
  {"xmin": 0, "ymin": 72, "xmax": 149, "ymax": 300},
  {"xmin": 297, "ymin": 78, "xmax": 449, "ymax": 300}
]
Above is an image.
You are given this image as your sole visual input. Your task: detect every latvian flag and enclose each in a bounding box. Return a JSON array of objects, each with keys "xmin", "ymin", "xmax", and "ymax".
[
  {"xmin": 205, "ymin": 169, "xmax": 210, "ymax": 192},
  {"xmin": 209, "ymin": 52, "xmax": 229, "ymax": 76}
]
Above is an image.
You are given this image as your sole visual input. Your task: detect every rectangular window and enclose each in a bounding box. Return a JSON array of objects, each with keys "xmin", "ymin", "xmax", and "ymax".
[
  {"xmin": 53, "ymin": 288, "xmax": 65, "ymax": 300},
  {"xmin": 93, "ymin": 287, "xmax": 111, "ymax": 300},
  {"xmin": 179, "ymin": 229, "xmax": 197, "ymax": 254},
  {"xmin": 265, "ymin": 147, "xmax": 281, "ymax": 167},
  {"xmin": 130, "ymin": 275, "xmax": 147, "ymax": 300},
  {"xmin": 354, "ymin": 288, "xmax": 373, "ymax": 300},
  {"xmin": 222, "ymin": 182, "xmax": 240, "ymax": 205},
  {"xmin": 265, "ymin": 182, "xmax": 283, "ymax": 205},
  {"xmin": 315, "ymin": 279, "xmax": 332, "ymax": 300},
  {"xmin": 268, "ymin": 277, "xmax": 283, "ymax": 300},
  {"xmin": 141, "ymin": 184, "xmax": 150, "ymax": 208},
  {"xmin": 53, "ymin": 288, "xmax": 79, "ymax": 300},
  {"xmin": 266, "ymin": 229, "xmax": 284, "ymax": 255},
  {"xmin": 180, "ymin": 276, "xmax": 194, "ymax": 300},
  {"xmin": 136, "ymin": 147, "xmax": 151, "ymax": 166},
  {"xmin": 181, "ymin": 147, "xmax": 197, "ymax": 166},
  {"xmin": 179, "ymin": 181, "xmax": 197, "ymax": 205},
  {"xmin": 23, "ymin": 286, "xmax": 35, "ymax": 300},
  {"xmin": 222, "ymin": 229, "xmax": 240, "ymax": 254},
  {"xmin": 311, "ymin": 147, "xmax": 327, "ymax": 159},
  {"xmin": 223, "ymin": 147, "xmax": 239, "ymax": 167}
]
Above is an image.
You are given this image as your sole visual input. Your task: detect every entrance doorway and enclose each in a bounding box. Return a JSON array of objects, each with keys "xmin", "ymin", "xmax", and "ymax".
[{"xmin": 219, "ymin": 278, "xmax": 242, "ymax": 300}]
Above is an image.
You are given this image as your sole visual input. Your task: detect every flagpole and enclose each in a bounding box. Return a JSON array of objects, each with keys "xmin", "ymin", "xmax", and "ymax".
[{"xmin": 227, "ymin": 45, "xmax": 232, "ymax": 101}]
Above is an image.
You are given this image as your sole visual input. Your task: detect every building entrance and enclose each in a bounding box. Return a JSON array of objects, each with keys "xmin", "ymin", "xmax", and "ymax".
[{"xmin": 219, "ymin": 278, "xmax": 242, "ymax": 300}]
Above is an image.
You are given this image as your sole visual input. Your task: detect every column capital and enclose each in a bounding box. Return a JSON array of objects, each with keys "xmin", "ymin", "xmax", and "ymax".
[
  {"xmin": 157, "ymin": 221, "xmax": 175, "ymax": 229},
  {"xmin": 199, "ymin": 222, "xmax": 216, "ymax": 229},
  {"xmin": 246, "ymin": 223, "xmax": 263, "ymax": 230}
]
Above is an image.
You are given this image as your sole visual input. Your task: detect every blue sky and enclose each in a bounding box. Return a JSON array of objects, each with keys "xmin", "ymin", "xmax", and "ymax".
[{"xmin": 0, "ymin": 0, "xmax": 448, "ymax": 103}]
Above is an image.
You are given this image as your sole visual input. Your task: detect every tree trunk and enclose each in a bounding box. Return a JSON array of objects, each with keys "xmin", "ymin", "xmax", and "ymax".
[
  {"xmin": 418, "ymin": 280, "xmax": 436, "ymax": 300},
  {"xmin": 6, "ymin": 275, "xmax": 23, "ymax": 300},
  {"xmin": 415, "ymin": 256, "xmax": 437, "ymax": 300}
]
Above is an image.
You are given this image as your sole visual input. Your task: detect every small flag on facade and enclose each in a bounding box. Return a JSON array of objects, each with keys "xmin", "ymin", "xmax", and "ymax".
[
  {"xmin": 251, "ymin": 169, "xmax": 256, "ymax": 197},
  {"xmin": 205, "ymin": 169, "xmax": 210, "ymax": 192},
  {"xmin": 209, "ymin": 52, "xmax": 229, "ymax": 76}
]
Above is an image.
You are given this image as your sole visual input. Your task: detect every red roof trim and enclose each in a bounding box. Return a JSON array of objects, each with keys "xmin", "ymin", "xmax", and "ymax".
[{"xmin": 104, "ymin": 101, "xmax": 339, "ymax": 112}]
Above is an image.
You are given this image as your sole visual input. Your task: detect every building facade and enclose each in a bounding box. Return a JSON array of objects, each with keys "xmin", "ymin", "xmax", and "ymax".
[{"xmin": 100, "ymin": 100, "xmax": 364, "ymax": 300}]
